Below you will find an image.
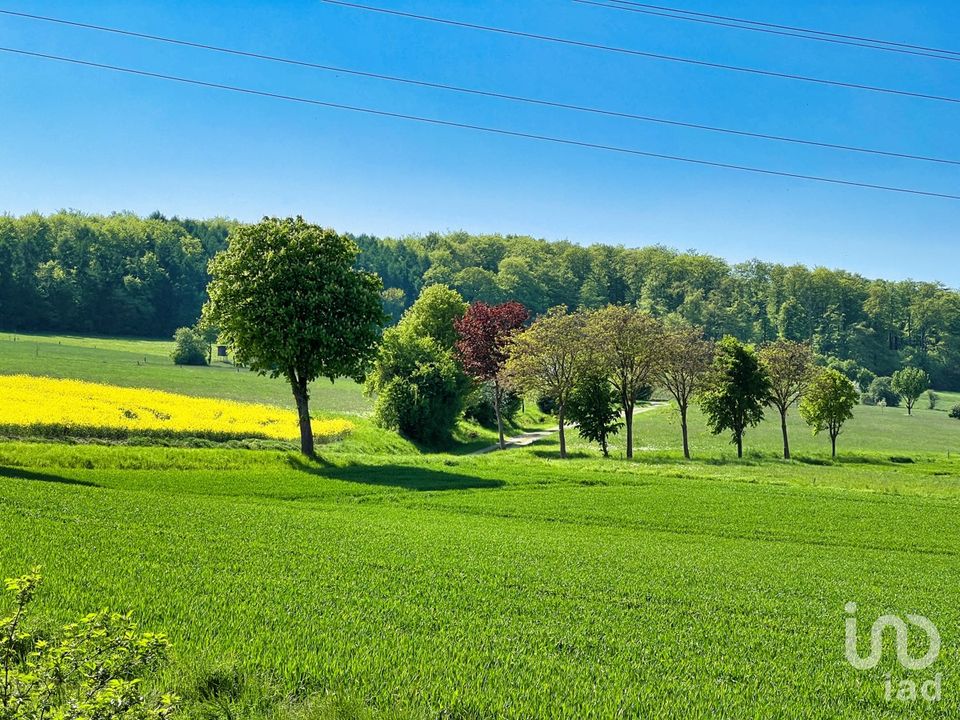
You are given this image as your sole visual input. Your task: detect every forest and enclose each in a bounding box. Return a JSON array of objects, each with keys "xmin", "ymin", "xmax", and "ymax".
[{"xmin": 2, "ymin": 210, "xmax": 959, "ymax": 388}]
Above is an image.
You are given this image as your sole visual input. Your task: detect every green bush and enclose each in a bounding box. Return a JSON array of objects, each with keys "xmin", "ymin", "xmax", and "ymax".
[
  {"xmin": 171, "ymin": 326, "xmax": 209, "ymax": 366},
  {"xmin": 535, "ymin": 393, "xmax": 557, "ymax": 415},
  {"xmin": 464, "ymin": 382, "xmax": 521, "ymax": 428},
  {"xmin": 862, "ymin": 376, "xmax": 900, "ymax": 407},
  {"xmin": 928, "ymin": 390, "xmax": 939, "ymax": 410},
  {"xmin": 1, "ymin": 569, "xmax": 176, "ymax": 720},
  {"xmin": 367, "ymin": 326, "xmax": 469, "ymax": 445},
  {"xmin": 950, "ymin": 404, "xmax": 960, "ymax": 420}
]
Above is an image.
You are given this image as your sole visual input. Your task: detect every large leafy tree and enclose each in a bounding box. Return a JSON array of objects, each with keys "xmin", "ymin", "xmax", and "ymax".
[
  {"xmin": 891, "ymin": 366, "xmax": 930, "ymax": 415},
  {"xmin": 367, "ymin": 285, "xmax": 471, "ymax": 445},
  {"xmin": 700, "ymin": 336, "xmax": 770, "ymax": 459},
  {"xmin": 800, "ymin": 368, "xmax": 859, "ymax": 457},
  {"xmin": 759, "ymin": 339, "xmax": 815, "ymax": 459},
  {"xmin": 204, "ymin": 217, "xmax": 385, "ymax": 456},
  {"xmin": 367, "ymin": 325, "xmax": 470, "ymax": 445},
  {"xmin": 655, "ymin": 324, "xmax": 714, "ymax": 459},
  {"xmin": 455, "ymin": 300, "xmax": 529, "ymax": 449},
  {"xmin": 587, "ymin": 305, "xmax": 661, "ymax": 459},
  {"xmin": 505, "ymin": 307, "xmax": 589, "ymax": 459}
]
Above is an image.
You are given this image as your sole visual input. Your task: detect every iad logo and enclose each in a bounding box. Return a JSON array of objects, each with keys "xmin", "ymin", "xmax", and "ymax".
[{"xmin": 844, "ymin": 602, "xmax": 942, "ymax": 703}]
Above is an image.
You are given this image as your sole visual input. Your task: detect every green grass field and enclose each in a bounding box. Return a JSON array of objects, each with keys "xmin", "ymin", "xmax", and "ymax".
[{"xmin": 2, "ymin": 334, "xmax": 960, "ymax": 718}]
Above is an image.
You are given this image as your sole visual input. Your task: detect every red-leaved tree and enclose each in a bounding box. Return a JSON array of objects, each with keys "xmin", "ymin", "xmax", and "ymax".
[{"xmin": 455, "ymin": 301, "xmax": 529, "ymax": 449}]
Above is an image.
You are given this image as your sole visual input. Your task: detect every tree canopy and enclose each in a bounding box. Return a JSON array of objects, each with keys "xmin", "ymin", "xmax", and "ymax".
[
  {"xmin": 203, "ymin": 217, "xmax": 385, "ymax": 455},
  {"xmin": 7, "ymin": 213, "xmax": 960, "ymax": 390},
  {"xmin": 800, "ymin": 369, "xmax": 859, "ymax": 457},
  {"xmin": 699, "ymin": 337, "xmax": 771, "ymax": 458}
]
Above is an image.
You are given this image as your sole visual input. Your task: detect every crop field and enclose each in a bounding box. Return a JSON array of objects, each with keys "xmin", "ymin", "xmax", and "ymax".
[
  {"xmin": 0, "ymin": 333, "xmax": 370, "ymax": 413},
  {"xmin": 0, "ymin": 374, "xmax": 355, "ymax": 442},
  {"xmin": 3, "ymin": 440, "xmax": 959, "ymax": 719},
  {"xmin": 2, "ymin": 336, "xmax": 959, "ymax": 718}
]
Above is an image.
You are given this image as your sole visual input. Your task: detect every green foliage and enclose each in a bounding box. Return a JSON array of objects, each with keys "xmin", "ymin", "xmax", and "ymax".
[
  {"xmin": 170, "ymin": 326, "xmax": 208, "ymax": 366},
  {"xmin": 535, "ymin": 393, "xmax": 556, "ymax": 415},
  {"xmin": 891, "ymin": 366, "xmax": 930, "ymax": 415},
  {"xmin": 463, "ymin": 382, "xmax": 521, "ymax": 429},
  {"xmin": 928, "ymin": 390, "xmax": 939, "ymax": 410},
  {"xmin": 366, "ymin": 286, "xmax": 472, "ymax": 444},
  {"xmin": 699, "ymin": 337, "xmax": 770, "ymax": 458},
  {"xmin": 861, "ymin": 376, "xmax": 900, "ymax": 407},
  {"xmin": 396, "ymin": 284, "xmax": 467, "ymax": 350},
  {"xmin": 367, "ymin": 325, "xmax": 469, "ymax": 445},
  {"xmin": 951, "ymin": 404, "xmax": 960, "ymax": 420},
  {"xmin": 9, "ymin": 214, "xmax": 960, "ymax": 390},
  {"xmin": 566, "ymin": 371, "xmax": 623, "ymax": 457},
  {"xmin": 0, "ymin": 211, "xmax": 231, "ymax": 336},
  {"xmin": 1, "ymin": 569, "xmax": 175, "ymax": 720},
  {"xmin": 380, "ymin": 287, "xmax": 407, "ymax": 325},
  {"xmin": 203, "ymin": 217, "xmax": 385, "ymax": 454},
  {"xmin": 505, "ymin": 307, "xmax": 590, "ymax": 458},
  {"xmin": 799, "ymin": 369, "xmax": 859, "ymax": 457}
]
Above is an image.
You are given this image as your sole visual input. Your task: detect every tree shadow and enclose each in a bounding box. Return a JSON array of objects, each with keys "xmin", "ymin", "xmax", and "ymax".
[
  {"xmin": 0, "ymin": 465, "xmax": 100, "ymax": 487},
  {"xmin": 285, "ymin": 456, "xmax": 503, "ymax": 491}
]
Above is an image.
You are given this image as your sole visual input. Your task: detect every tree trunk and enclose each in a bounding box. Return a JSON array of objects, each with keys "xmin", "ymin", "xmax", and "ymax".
[
  {"xmin": 558, "ymin": 404, "xmax": 567, "ymax": 459},
  {"xmin": 680, "ymin": 403, "xmax": 690, "ymax": 460},
  {"xmin": 780, "ymin": 407, "xmax": 790, "ymax": 460},
  {"xmin": 290, "ymin": 373, "xmax": 314, "ymax": 457},
  {"xmin": 736, "ymin": 433, "xmax": 743, "ymax": 459},
  {"xmin": 494, "ymin": 381, "xmax": 506, "ymax": 450},
  {"xmin": 831, "ymin": 433, "xmax": 837, "ymax": 458},
  {"xmin": 624, "ymin": 400, "xmax": 635, "ymax": 459}
]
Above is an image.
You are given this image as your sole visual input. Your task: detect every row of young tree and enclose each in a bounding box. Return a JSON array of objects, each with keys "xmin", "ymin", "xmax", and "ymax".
[
  {"xmin": 4, "ymin": 212, "xmax": 960, "ymax": 390},
  {"xmin": 372, "ymin": 286, "xmax": 920, "ymax": 460},
  {"xmin": 198, "ymin": 217, "xmax": 934, "ymax": 458}
]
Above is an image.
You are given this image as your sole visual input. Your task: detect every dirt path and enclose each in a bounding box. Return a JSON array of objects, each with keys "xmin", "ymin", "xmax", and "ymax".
[{"xmin": 470, "ymin": 401, "xmax": 668, "ymax": 455}]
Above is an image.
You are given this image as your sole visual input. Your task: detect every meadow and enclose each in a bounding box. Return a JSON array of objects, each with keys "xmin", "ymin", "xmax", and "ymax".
[{"xmin": 2, "ymin": 334, "xmax": 960, "ymax": 718}]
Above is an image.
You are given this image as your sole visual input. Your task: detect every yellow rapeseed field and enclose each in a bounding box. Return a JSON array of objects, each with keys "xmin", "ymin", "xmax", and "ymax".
[{"xmin": 0, "ymin": 374, "xmax": 354, "ymax": 442}]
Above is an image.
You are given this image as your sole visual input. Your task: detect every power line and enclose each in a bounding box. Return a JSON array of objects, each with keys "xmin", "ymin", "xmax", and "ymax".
[
  {"xmin": 575, "ymin": 0, "xmax": 960, "ymax": 62},
  {"xmin": 601, "ymin": 0, "xmax": 960, "ymax": 58},
  {"xmin": 319, "ymin": 0, "xmax": 960, "ymax": 105},
  {"xmin": 1, "ymin": 8, "xmax": 956, "ymax": 167},
  {"xmin": 2, "ymin": 46, "xmax": 958, "ymax": 202}
]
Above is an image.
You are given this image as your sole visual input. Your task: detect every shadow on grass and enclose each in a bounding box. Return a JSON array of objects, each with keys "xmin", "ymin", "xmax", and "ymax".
[
  {"xmin": 0, "ymin": 465, "xmax": 99, "ymax": 487},
  {"xmin": 286, "ymin": 456, "xmax": 504, "ymax": 491}
]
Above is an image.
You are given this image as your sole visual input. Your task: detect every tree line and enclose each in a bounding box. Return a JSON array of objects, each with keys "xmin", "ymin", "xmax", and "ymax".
[
  {"xmin": 195, "ymin": 217, "xmax": 935, "ymax": 458},
  {"xmin": 3, "ymin": 212, "xmax": 960, "ymax": 389}
]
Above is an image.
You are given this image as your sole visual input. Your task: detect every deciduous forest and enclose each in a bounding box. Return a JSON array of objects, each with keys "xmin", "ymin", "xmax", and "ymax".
[{"xmin": 3, "ymin": 211, "xmax": 959, "ymax": 387}]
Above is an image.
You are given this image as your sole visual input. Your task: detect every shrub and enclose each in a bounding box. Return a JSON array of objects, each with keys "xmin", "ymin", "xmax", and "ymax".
[
  {"xmin": 464, "ymin": 381, "xmax": 521, "ymax": 428},
  {"xmin": 367, "ymin": 326, "xmax": 470, "ymax": 445},
  {"xmin": 171, "ymin": 326, "xmax": 209, "ymax": 366},
  {"xmin": 535, "ymin": 393, "xmax": 557, "ymax": 415},
  {"xmin": 950, "ymin": 404, "xmax": 960, "ymax": 420},
  {"xmin": 1, "ymin": 569, "xmax": 176, "ymax": 720},
  {"xmin": 862, "ymin": 377, "xmax": 900, "ymax": 407},
  {"xmin": 928, "ymin": 390, "xmax": 939, "ymax": 410}
]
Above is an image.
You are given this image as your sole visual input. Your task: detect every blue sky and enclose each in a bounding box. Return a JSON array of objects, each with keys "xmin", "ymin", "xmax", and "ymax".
[{"xmin": 1, "ymin": 1, "xmax": 958, "ymax": 284}]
